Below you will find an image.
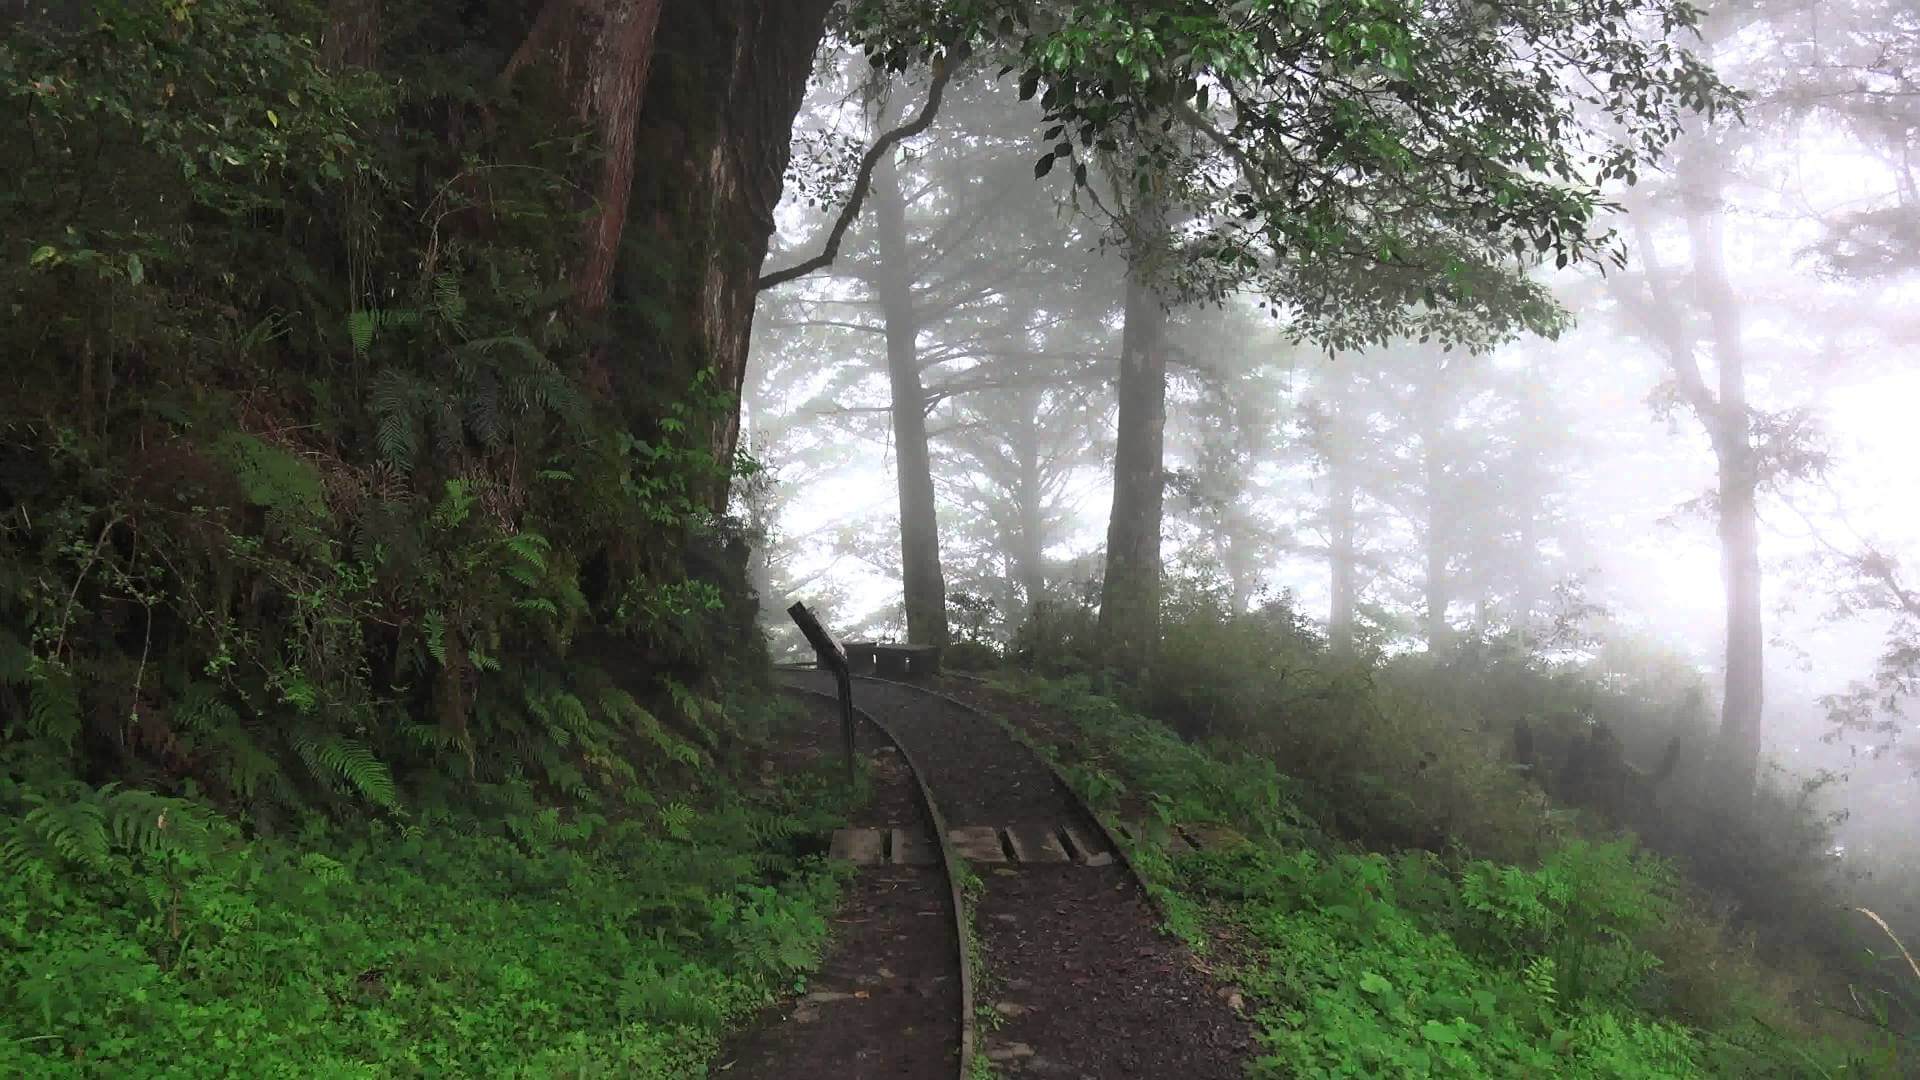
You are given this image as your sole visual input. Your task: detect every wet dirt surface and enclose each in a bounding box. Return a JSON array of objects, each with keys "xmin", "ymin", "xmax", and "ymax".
[
  {"xmin": 779, "ymin": 670, "xmax": 1254, "ymax": 1079},
  {"xmin": 713, "ymin": 692, "xmax": 960, "ymax": 1079}
]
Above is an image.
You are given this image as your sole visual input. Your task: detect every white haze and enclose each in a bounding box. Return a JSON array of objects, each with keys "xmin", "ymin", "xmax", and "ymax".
[{"xmin": 743, "ymin": 51, "xmax": 1920, "ymax": 852}]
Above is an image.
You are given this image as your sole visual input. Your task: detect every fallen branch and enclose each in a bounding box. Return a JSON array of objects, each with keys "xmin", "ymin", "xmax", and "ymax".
[{"xmin": 757, "ymin": 49, "xmax": 965, "ymax": 292}]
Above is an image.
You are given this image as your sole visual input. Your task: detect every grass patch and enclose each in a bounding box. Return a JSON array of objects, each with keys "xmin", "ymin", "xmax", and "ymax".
[
  {"xmin": 993, "ymin": 674, "xmax": 1902, "ymax": 1078},
  {"xmin": 0, "ymin": 727, "xmax": 855, "ymax": 1076}
]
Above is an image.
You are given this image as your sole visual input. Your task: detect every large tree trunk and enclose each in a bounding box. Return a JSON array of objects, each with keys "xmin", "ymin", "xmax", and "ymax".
[
  {"xmin": 1098, "ymin": 224, "xmax": 1170, "ymax": 673},
  {"xmin": 504, "ymin": 0, "xmax": 667, "ymax": 315},
  {"xmin": 1719, "ymin": 459, "xmax": 1764, "ymax": 792},
  {"xmin": 1691, "ymin": 205, "xmax": 1764, "ymax": 796},
  {"xmin": 1328, "ymin": 466, "xmax": 1357, "ymax": 653},
  {"xmin": 871, "ymin": 153, "xmax": 950, "ymax": 646},
  {"xmin": 603, "ymin": 0, "xmax": 833, "ymax": 509}
]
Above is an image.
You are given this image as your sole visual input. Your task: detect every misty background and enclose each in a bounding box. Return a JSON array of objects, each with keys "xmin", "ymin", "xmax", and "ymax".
[{"xmin": 743, "ymin": 10, "xmax": 1920, "ymax": 865}]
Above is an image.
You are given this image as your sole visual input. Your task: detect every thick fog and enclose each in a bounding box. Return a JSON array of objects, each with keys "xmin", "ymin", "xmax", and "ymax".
[{"xmin": 743, "ymin": 16, "xmax": 1920, "ymax": 861}]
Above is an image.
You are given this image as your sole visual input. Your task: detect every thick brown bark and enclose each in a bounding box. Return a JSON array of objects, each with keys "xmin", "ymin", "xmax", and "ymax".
[
  {"xmin": 505, "ymin": 0, "xmax": 665, "ymax": 315},
  {"xmin": 602, "ymin": 0, "xmax": 832, "ymax": 510},
  {"xmin": 872, "ymin": 154, "xmax": 950, "ymax": 646},
  {"xmin": 1098, "ymin": 226, "xmax": 1170, "ymax": 673}
]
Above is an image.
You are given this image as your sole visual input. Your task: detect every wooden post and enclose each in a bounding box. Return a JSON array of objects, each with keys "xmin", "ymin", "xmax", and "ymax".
[{"xmin": 786, "ymin": 601, "xmax": 855, "ymax": 787}]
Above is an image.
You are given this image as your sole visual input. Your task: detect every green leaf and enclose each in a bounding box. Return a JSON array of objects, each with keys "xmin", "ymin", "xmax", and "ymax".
[
  {"xmin": 126, "ymin": 253, "xmax": 144, "ymax": 285},
  {"xmin": 1420, "ymin": 1019, "xmax": 1462, "ymax": 1046}
]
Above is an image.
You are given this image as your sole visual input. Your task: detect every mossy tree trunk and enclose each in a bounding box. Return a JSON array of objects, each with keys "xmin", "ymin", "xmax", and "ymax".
[{"xmin": 602, "ymin": 1, "xmax": 833, "ymax": 501}]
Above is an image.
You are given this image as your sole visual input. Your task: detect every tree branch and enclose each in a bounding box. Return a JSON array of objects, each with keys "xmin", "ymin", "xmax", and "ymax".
[{"xmin": 757, "ymin": 50, "xmax": 964, "ymax": 292}]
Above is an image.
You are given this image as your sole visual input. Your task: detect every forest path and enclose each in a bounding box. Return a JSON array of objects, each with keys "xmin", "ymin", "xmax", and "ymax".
[
  {"xmin": 712, "ymin": 693, "xmax": 961, "ymax": 1079},
  {"xmin": 777, "ymin": 669, "xmax": 1253, "ymax": 1079}
]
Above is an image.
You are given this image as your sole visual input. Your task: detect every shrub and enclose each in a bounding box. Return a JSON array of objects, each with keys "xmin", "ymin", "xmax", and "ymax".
[
  {"xmin": 1003, "ymin": 672, "xmax": 1897, "ymax": 1077},
  {"xmin": 0, "ymin": 754, "xmax": 851, "ymax": 1075}
]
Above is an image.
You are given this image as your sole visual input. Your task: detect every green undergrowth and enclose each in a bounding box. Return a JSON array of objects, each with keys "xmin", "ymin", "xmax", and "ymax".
[
  {"xmin": 0, "ymin": 707, "xmax": 856, "ymax": 1077},
  {"xmin": 994, "ymin": 675, "xmax": 1905, "ymax": 1079}
]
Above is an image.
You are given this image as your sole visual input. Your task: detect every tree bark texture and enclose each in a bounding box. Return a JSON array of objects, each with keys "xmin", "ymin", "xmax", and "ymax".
[
  {"xmin": 602, "ymin": 0, "xmax": 834, "ymax": 509},
  {"xmin": 871, "ymin": 153, "xmax": 951, "ymax": 646},
  {"xmin": 1098, "ymin": 227, "xmax": 1170, "ymax": 673},
  {"xmin": 505, "ymin": 0, "xmax": 666, "ymax": 315}
]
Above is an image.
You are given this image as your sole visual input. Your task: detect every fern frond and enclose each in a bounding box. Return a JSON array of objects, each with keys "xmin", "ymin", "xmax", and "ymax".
[
  {"xmin": 432, "ymin": 273, "xmax": 466, "ymax": 330},
  {"xmin": 504, "ymin": 532, "xmax": 550, "ymax": 571},
  {"xmin": 466, "ymin": 375, "xmax": 505, "ymax": 450},
  {"xmin": 27, "ymin": 668, "xmax": 81, "ymax": 749},
  {"xmin": 23, "ymin": 798, "xmax": 109, "ymax": 871},
  {"xmin": 348, "ymin": 307, "xmax": 423, "ymax": 355},
  {"xmin": 422, "ymin": 611, "xmax": 447, "ymax": 665},
  {"xmin": 172, "ymin": 683, "xmax": 240, "ymax": 734},
  {"xmin": 370, "ymin": 369, "xmax": 423, "ymax": 468},
  {"xmin": 295, "ymin": 735, "xmax": 399, "ymax": 809}
]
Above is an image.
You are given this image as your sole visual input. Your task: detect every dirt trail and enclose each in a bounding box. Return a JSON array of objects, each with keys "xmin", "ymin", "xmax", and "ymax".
[
  {"xmin": 713, "ymin": 693, "xmax": 960, "ymax": 1079},
  {"xmin": 781, "ymin": 670, "xmax": 1253, "ymax": 1079}
]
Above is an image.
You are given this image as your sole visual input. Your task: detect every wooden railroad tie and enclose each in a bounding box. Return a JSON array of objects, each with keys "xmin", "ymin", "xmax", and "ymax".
[{"xmin": 826, "ymin": 824, "xmax": 1120, "ymax": 866}]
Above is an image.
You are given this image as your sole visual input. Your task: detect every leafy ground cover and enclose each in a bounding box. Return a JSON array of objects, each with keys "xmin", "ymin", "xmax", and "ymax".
[
  {"xmin": 0, "ymin": 701, "xmax": 855, "ymax": 1078},
  {"xmin": 979, "ymin": 674, "xmax": 1910, "ymax": 1079}
]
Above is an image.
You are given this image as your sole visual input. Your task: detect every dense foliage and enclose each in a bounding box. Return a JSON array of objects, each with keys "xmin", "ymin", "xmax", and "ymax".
[
  {"xmin": 1, "ymin": 0, "xmax": 752, "ymax": 819},
  {"xmin": 998, "ymin": 667, "xmax": 1916, "ymax": 1076},
  {"xmin": 846, "ymin": 0, "xmax": 1734, "ymax": 347},
  {"xmin": 0, "ymin": 3, "xmax": 814, "ymax": 1069},
  {"xmin": 0, "ymin": 717, "xmax": 853, "ymax": 1074}
]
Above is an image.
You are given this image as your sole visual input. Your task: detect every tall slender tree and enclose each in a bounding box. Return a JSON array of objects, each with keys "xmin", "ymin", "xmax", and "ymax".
[{"xmin": 1098, "ymin": 192, "xmax": 1174, "ymax": 672}]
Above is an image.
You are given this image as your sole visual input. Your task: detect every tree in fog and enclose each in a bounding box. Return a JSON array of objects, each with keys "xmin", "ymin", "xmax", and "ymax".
[
  {"xmin": 934, "ymin": 295, "xmax": 1116, "ymax": 631},
  {"xmin": 1164, "ymin": 302, "xmax": 1296, "ymax": 614},
  {"xmin": 763, "ymin": 59, "xmax": 1093, "ymax": 645},
  {"xmin": 1303, "ymin": 347, "xmax": 1583, "ymax": 653},
  {"xmin": 762, "ymin": 0, "xmax": 1729, "ymax": 669}
]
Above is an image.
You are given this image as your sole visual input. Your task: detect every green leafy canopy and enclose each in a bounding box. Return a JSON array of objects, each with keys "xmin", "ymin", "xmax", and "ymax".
[{"xmin": 846, "ymin": 0, "xmax": 1737, "ymax": 349}]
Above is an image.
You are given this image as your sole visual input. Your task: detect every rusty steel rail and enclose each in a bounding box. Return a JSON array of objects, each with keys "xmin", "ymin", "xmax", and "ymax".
[
  {"xmin": 775, "ymin": 683, "xmax": 977, "ymax": 1080},
  {"xmin": 837, "ymin": 671, "xmax": 1174, "ymax": 923}
]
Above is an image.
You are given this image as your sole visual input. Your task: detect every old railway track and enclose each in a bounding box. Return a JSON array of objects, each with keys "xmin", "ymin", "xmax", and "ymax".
[
  {"xmin": 713, "ymin": 684, "xmax": 974, "ymax": 1079},
  {"xmin": 758, "ymin": 668, "xmax": 1254, "ymax": 1079}
]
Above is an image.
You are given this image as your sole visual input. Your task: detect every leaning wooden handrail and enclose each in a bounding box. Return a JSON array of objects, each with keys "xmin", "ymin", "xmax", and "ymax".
[{"xmin": 786, "ymin": 601, "xmax": 856, "ymax": 786}]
